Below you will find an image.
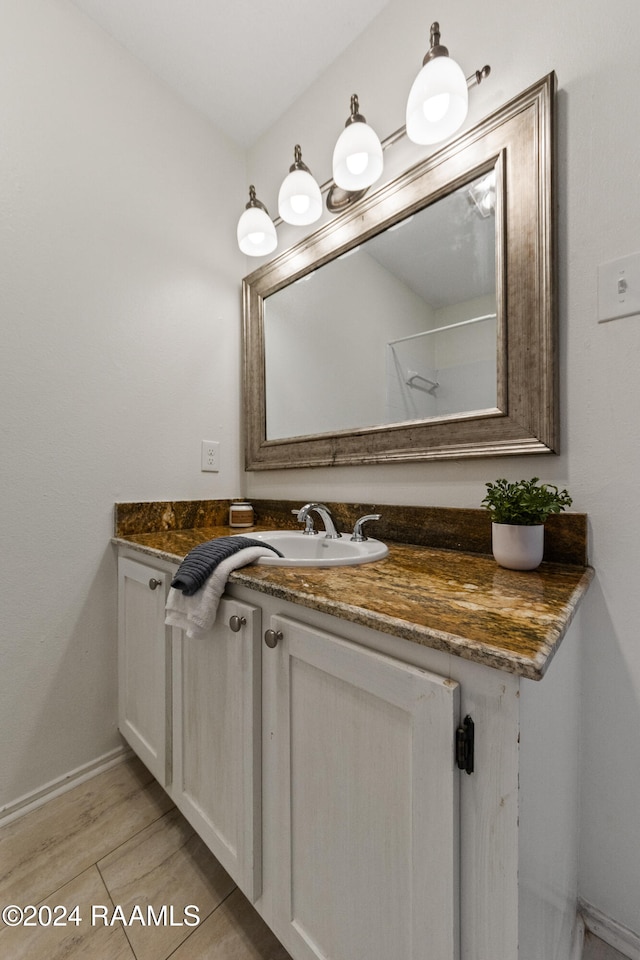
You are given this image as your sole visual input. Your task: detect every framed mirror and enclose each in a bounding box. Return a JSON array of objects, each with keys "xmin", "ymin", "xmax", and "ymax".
[{"xmin": 243, "ymin": 73, "xmax": 556, "ymax": 470}]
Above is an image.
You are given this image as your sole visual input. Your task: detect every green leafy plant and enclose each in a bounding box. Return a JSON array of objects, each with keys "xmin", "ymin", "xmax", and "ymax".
[{"xmin": 482, "ymin": 477, "xmax": 572, "ymax": 525}]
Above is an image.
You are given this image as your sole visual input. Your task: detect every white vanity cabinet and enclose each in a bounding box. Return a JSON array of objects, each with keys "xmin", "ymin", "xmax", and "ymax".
[
  {"xmin": 117, "ymin": 549, "xmax": 263, "ymax": 901},
  {"xmin": 236, "ymin": 587, "xmax": 580, "ymax": 960},
  {"xmin": 118, "ymin": 554, "xmax": 172, "ymax": 786},
  {"xmin": 261, "ymin": 612, "xmax": 461, "ymax": 960},
  {"xmin": 171, "ymin": 593, "xmax": 262, "ymax": 902},
  {"xmin": 117, "ymin": 546, "xmax": 580, "ymax": 960}
]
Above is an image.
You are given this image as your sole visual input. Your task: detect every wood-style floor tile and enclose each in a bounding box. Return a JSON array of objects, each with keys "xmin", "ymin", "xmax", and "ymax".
[
  {"xmin": 98, "ymin": 806, "xmax": 235, "ymax": 960},
  {"xmin": 169, "ymin": 888, "xmax": 292, "ymax": 960},
  {"xmin": 0, "ymin": 865, "xmax": 135, "ymax": 960},
  {"xmin": 0, "ymin": 757, "xmax": 173, "ymax": 911}
]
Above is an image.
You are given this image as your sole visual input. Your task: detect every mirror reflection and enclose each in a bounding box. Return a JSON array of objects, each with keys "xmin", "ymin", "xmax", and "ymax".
[{"xmin": 264, "ymin": 170, "xmax": 497, "ymax": 440}]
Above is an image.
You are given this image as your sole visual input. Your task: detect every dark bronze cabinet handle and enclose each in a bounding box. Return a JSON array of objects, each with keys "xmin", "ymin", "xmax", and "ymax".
[{"xmin": 264, "ymin": 629, "xmax": 283, "ymax": 648}]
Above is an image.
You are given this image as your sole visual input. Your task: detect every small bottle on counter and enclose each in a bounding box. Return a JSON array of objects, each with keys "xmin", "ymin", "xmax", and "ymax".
[{"xmin": 229, "ymin": 501, "xmax": 255, "ymax": 528}]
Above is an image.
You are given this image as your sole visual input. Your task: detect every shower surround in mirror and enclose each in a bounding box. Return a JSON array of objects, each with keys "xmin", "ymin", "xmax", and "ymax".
[
  {"xmin": 386, "ymin": 307, "xmax": 496, "ymax": 422},
  {"xmin": 264, "ymin": 172, "xmax": 497, "ymax": 439}
]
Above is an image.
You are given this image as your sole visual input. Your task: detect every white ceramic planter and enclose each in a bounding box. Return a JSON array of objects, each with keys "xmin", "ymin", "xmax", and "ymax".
[{"xmin": 491, "ymin": 522, "xmax": 544, "ymax": 570}]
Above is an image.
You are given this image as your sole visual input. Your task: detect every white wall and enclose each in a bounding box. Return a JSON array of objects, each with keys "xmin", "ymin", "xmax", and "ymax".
[
  {"xmin": 265, "ymin": 248, "xmax": 427, "ymax": 436},
  {"xmin": 245, "ymin": 0, "xmax": 640, "ymax": 937},
  {"xmin": 0, "ymin": 0, "xmax": 245, "ymax": 809}
]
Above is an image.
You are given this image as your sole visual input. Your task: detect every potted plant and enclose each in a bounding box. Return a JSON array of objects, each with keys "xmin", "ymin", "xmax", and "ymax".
[{"xmin": 481, "ymin": 477, "xmax": 573, "ymax": 570}]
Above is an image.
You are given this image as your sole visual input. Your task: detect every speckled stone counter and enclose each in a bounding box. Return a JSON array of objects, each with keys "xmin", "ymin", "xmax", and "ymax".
[{"xmin": 113, "ymin": 500, "xmax": 593, "ymax": 682}]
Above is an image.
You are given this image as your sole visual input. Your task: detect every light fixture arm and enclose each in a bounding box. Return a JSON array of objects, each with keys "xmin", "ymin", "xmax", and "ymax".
[
  {"xmin": 468, "ymin": 65, "xmax": 491, "ymax": 88},
  {"xmin": 245, "ymin": 184, "xmax": 269, "ymax": 214},
  {"xmin": 289, "ymin": 144, "xmax": 312, "ymax": 174},
  {"xmin": 345, "ymin": 93, "xmax": 366, "ymax": 127},
  {"xmin": 422, "ymin": 21, "xmax": 449, "ymax": 64},
  {"xmin": 422, "ymin": 21, "xmax": 490, "ymax": 86}
]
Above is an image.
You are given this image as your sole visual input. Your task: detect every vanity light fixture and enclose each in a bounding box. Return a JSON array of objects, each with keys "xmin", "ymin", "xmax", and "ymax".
[
  {"xmin": 332, "ymin": 94, "xmax": 384, "ymax": 191},
  {"xmin": 278, "ymin": 145, "xmax": 323, "ymax": 225},
  {"xmin": 406, "ymin": 22, "xmax": 485, "ymax": 145},
  {"xmin": 236, "ymin": 26, "xmax": 491, "ymax": 255},
  {"xmin": 237, "ymin": 185, "xmax": 278, "ymax": 257}
]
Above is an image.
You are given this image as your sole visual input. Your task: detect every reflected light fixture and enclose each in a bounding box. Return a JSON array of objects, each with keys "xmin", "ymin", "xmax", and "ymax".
[
  {"xmin": 406, "ymin": 22, "xmax": 469, "ymax": 145},
  {"xmin": 278, "ymin": 145, "xmax": 323, "ymax": 225},
  {"xmin": 237, "ymin": 185, "xmax": 277, "ymax": 257},
  {"xmin": 468, "ymin": 170, "xmax": 496, "ymax": 217},
  {"xmin": 332, "ymin": 94, "xmax": 383, "ymax": 190}
]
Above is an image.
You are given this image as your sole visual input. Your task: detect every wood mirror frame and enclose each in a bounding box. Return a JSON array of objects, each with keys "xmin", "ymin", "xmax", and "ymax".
[{"xmin": 243, "ymin": 73, "xmax": 556, "ymax": 470}]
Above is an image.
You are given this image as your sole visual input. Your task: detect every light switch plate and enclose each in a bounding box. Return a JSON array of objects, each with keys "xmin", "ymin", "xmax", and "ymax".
[{"xmin": 597, "ymin": 251, "xmax": 640, "ymax": 323}]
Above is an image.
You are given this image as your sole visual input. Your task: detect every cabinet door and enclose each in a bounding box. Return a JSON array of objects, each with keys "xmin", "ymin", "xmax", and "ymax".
[
  {"xmin": 172, "ymin": 596, "xmax": 262, "ymax": 901},
  {"xmin": 266, "ymin": 615, "xmax": 460, "ymax": 960},
  {"xmin": 117, "ymin": 556, "xmax": 170, "ymax": 786}
]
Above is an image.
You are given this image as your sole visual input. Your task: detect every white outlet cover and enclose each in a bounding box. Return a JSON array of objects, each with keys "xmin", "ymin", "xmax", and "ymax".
[
  {"xmin": 201, "ymin": 440, "xmax": 220, "ymax": 472},
  {"xmin": 597, "ymin": 251, "xmax": 640, "ymax": 323}
]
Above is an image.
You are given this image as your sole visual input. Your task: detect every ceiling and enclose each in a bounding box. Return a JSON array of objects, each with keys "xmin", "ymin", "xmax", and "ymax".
[
  {"xmin": 366, "ymin": 173, "xmax": 496, "ymax": 308},
  {"xmin": 68, "ymin": 0, "xmax": 393, "ymax": 147}
]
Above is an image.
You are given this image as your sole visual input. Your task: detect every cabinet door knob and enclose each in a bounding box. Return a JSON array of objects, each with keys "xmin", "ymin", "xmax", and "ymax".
[
  {"xmin": 229, "ymin": 615, "xmax": 247, "ymax": 632},
  {"xmin": 148, "ymin": 578, "xmax": 163, "ymax": 590},
  {"xmin": 264, "ymin": 629, "xmax": 283, "ymax": 649}
]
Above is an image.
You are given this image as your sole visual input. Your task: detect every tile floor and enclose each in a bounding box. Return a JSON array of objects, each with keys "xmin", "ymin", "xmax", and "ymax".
[
  {"xmin": 0, "ymin": 755, "xmax": 628, "ymax": 960},
  {"xmin": 0, "ymin": 756, "xmax": 291, "ymax": 960}
]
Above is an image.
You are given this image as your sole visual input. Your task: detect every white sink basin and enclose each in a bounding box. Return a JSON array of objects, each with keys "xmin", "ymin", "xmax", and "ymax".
[{"xmin": 233, "ymin": 530, "xmax": 388, "ymax": 567}]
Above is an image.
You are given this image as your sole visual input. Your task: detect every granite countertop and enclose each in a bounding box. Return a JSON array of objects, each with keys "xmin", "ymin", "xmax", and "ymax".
[{"xmin": 113, "ymin": 519, "xmax": 593, "ymax": 681}]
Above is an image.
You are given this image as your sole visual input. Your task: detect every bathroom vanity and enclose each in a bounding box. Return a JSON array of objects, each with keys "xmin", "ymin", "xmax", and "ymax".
[
  {"xmin": 112, "ymin": 72, "xmax": 573, "ymax": 960},
  {"xmin": 114, "ymin": 500, "xmax": 592, "ymax": 960}
]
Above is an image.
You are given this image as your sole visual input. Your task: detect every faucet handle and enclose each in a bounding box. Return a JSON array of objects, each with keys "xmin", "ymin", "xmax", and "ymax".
[
  {"xmin": 350, "ymin": 514, "xmax": 381, "ymax": 542},
  {"xmin": 292, "ymin": 508, "xmax": 317, "ymax": 535}
]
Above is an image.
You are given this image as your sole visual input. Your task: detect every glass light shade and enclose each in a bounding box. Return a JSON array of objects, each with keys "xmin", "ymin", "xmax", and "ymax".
[
  {"xmin": 332, "ymin": 121, "xmax": 383, "ymax": 190},
  {"xmin": 237, "ymin": 205, "xmax": 277, "ymax": 257},
  {"xmin": 406, "ymin": 55, "xmax": 469, "ymax": 145},
  {"xmin": 278, "ymin": 168, "xmax": 322, "ymax": 225}
]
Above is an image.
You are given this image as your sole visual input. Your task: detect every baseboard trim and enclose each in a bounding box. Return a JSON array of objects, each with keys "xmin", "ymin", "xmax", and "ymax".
[
  {"xmin": 579, "ymin": 899, "xmax": 640, "ymax": 960},
  {"xmin": 571, "ymin": 912, "xmax": 585, "ymax": 960},
  {"xmin": 0, "ymin": 746, "xmax": 132, "ymax": 827}
]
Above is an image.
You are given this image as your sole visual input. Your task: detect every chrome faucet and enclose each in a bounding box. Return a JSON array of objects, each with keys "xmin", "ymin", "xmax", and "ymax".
[
  {"xmin": 295, "ymin": 502, "xmax": 342, "ymax": 539},
  {"xmin": 350, "ymin": 514, "xmax": 381, "ymax": 542}
]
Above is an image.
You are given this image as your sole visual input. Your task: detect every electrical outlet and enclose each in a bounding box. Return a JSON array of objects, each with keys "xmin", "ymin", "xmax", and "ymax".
[{"xmin": 201, "ymin": 440, "xmax": 220, "ymax": 472}]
